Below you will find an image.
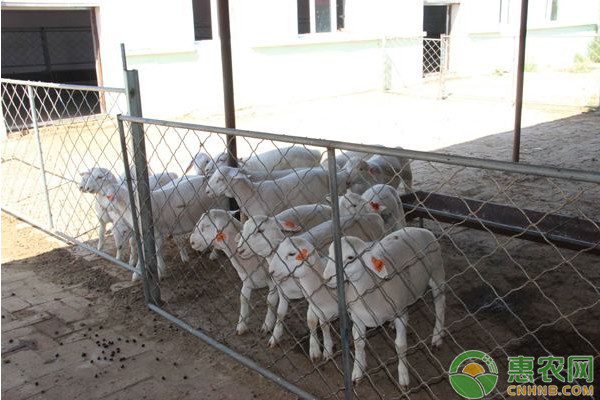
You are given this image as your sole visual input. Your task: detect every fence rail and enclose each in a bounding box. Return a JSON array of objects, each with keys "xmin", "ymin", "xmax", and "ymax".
[{"xmin": 2, "ymin": 76, "xmax": 599, "ymax": 399}]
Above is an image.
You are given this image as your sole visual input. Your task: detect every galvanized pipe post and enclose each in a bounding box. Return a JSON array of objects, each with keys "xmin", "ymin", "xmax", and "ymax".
[
  {"xmin": 122, "ymin": 47, "xmax": 161, "ymax": 305},
  {"xmin": 217, "ymin": 0, "xmax": 239, "ymax": 213},
  {"xmin": 27, "ymin": 85, "xmax": 54, "ymax": 229},
  {"xmin": 512, "ymin": 0, "xmax": 529, "ymax": 163},
  {"xmin": 326, "ymin": 148, "xmax": 354, "ymax": 400}
]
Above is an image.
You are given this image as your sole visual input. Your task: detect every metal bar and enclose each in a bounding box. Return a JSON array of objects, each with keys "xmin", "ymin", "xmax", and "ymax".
[
  {"xmin": 0, "ymin": 207, "xmax": 137, "ymax": 273},
  {"xmin": 512, "ymin": 0, "xmax": 529, "ymax": 162},
  {"xmin": 27, "ymin": 85, "xmax": 54, "ymax": 229},
  {"xmin": 326, "ymin": 148, "xmax": 354, "ymax": 400},
  {"xmin": 120, "ymin": 43, "xmax": 128, "ymax": 71},
  {"xmin": 1, "ymin": 78, "xmax": 125, "ymax": 94},
  {"xmin": 123, "ymin": 69, "xmax": 161, "ymax": 305},
  {"xmin": 147, "ymin": 304, "xmax": 317, "ymax": 400},
  {"xmin": 216, "ymin": 0, "xmax": 239, "ymax": 215},
  {"xmin": 118, "ymin": 115, "xmax": 600, "ymax": 185},
  {"xmin": 117, "ymin": 116, "xmax": 150, "ymax": 280}
]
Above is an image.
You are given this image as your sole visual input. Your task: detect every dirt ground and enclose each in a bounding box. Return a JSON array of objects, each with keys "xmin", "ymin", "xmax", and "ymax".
[
  {"xmin": 1, "ymin": 213, "xmax": 294, "ymax": 400},
  {"xmin": 2, "ymin": 91, "xmax": 599, "ymax": 399}
]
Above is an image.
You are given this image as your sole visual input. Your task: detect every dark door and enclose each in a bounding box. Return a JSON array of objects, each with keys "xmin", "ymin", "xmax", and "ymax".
[{"xmin": 423, "ymin": 5, "xmax": 448, "ymax": 75}]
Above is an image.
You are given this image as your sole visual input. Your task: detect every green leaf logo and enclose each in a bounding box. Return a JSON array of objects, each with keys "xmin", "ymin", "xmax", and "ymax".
[{"xmin": 449, "ymin": 350, "xmax": 498, "ymax": 399}]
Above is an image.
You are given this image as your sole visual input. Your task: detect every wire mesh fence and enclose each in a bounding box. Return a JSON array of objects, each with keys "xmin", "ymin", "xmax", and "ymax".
[
  {"xmin": 116, "ymin": 113, "xmax": 599, "ymax": 399},
  {"xmin": 2, "ymin": 75, "xmax": 599, "ymax": 399},
  {"xmin": 0, "ymin": 78, "xmax": 133, "ymax": 269}
]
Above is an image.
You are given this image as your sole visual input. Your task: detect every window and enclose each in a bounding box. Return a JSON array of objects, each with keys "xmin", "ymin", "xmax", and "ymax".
[
  {"xmin": 297, "ymin": 0, "xmax": 344, "ymax": 34},
  {"xmin": 192, "ymin": 0, "xmax": 212, "ymax": 41}
]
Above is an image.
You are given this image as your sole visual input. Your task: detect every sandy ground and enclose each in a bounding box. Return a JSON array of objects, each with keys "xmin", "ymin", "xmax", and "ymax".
[{"xmin": 2, "ymin": 89, "xmax": 599, "ymax": 399}]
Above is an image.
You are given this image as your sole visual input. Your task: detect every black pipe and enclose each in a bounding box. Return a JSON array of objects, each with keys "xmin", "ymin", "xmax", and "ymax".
[
  {"xmin": 217, "ymin": 0, "xmax": 239, "ymax": 214},
  {"xmin": 513, "ymin": 0, "xmax": 529, "ymax": 163}
]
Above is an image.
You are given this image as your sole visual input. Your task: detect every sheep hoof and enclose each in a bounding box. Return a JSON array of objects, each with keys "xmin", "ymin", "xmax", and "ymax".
[
  {"xmin": 260, "ymin": 324, "xmax": 271, "ymax": 335},
  {"xmin": 236, "ymin": 324, "xmax": 248, "ymax": 336},
  {"xmin": 267, "ymin": 337, "xmax": 277, "ymax": 348},
  {"xmin": 131, "ymin": 272, "xmax": 141, "ymax": 282}
]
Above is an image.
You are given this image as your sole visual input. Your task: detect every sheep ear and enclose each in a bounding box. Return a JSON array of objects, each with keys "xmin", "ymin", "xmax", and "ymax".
[
  {"xmin": 369, "ymin": 201, "xmax": 386, "ymax": 213},
  {"xmin": 369, "ymin": 256, "xmax": 389, "ymax": 278},
  {"xmin": 106, "ymin": 193, "xmax": 115, "ymax": 202},
  {"xmin": 280, "ymin": 219, "xmax": 302, "ymax": 232},
  {"xmin": 185, "ymin": 160, "xmax": 195, "ymax": 173},
  {"xmin": 295, "ymin": 248, "xmax": 309, "ymax": 261}
]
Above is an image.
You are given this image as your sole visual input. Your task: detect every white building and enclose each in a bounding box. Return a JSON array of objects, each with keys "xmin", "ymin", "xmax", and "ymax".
[{"xmin": 2, "ymin": 0, "xmax": 599, "ymax": 118}]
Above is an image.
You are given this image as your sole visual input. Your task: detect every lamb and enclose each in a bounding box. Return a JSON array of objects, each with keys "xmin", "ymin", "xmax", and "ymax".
[
  {"xmin": 238, "ymin": 146, "xmax": 321, "ymax": 172},
  {"xmin": 79, "ymin": 167, "xmax": 179, "ymax": 262},
  {"xmin": 79, "ymin": 167, "xmax": 133, "ymax": 262},
  {"xmin": 336, "ymin": 184, "xmax": 406, "ymax": 232},
  {"xmin": 269, "ymin": 237, "xmax": 338, "ymax": 361},
  {"xmin": 206, "ymin": 165, "xmax": 347, "ymax": 217},
  {"xmin": 344, "ymin": 150, "xmax": 413, "ymax": 194},
  {"xmin": 237, "ymin": 212, "xmax": 385, "ymax": 347},
  {"xmin": 104, "ymin": 175, "xmax": 229, "ymax": 280},
  {"xmin": 322, "ymin": 228, "xmax": 445, "ymax": 387},
  {"xmin": 189, "ymin": 209, "xmax": 278, "ymax": 335}
]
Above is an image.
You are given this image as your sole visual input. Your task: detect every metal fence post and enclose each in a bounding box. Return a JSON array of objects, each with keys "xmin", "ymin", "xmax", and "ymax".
[
  {"xmin": 326, "ymin": 148, "xmax": 353, "ymax": 400},
  {"xmin": 123, "ymin": 67, "xmax": 161, "ymax": 305},
  {"xmin": 27, "ymin": 85, "xmax": 54, "ymax": 229}
]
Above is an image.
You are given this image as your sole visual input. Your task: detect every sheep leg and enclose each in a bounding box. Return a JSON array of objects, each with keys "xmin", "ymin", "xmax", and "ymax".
[
  {"xmin": 208, "ymin": 248, "xmax": 220, "ymax": 261},
  {"xmin": 97, "ymin": 220, "xmax": 106, "ymax": 251},
  {"xmin": 429, "ymin": 277, "xmax": 445, "ymax": 349},
  {"xmin": 351, "ymin": 318, "xmax": 367, "ymax": 384},
  {"xmin": 128, "ymin": 236, "xmax": 138, "ymax": 267},
  {"xmin": 267, "ymin": 289, "xmax": 288, "ymax": 348},
  {"xmin": 237, "ymin": 283, "xmax": 252, "ymax": 335},
  {"xmin": 173, "ymin": 235, "xmax": 190, "ymax": 263},
  {"xmin": 307, "ymin": 306, "xmax": 322, "ymax": 361},
  {"xmin": 261, "ymin": 284, "xmax": 278, "ymax": 334},
  {"xmin": 394, "ymin": 313, "xmax": 409, "ymax": 388},
  {"xmin": 112, "ymin": 224, "xmax": 126, "ymax": 261},
  {"xmin": 321, "ymin": 319, "xmax": 334, "ymax": 360},
  {"xmin": 155, "ymin": 236, "xmax": 167, "ymax": 279}
]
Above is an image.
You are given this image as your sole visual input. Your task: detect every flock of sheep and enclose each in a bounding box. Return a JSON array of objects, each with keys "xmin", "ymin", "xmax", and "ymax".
[{"xmin": 79, "ymin": 145, "xmax": 445, "ymax": 389}]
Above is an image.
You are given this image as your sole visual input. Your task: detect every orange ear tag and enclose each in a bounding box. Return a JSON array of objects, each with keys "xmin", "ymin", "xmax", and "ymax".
[
  {"xmin": 369, "ymin": 201, "xmax": 380, "ymax": 211},
  {"xmin": 371, "ymin": 256, "xmax": 385, "ymax": 273},
  {"xmin": 106, "ymin": 193, "xmax": 115, "ymax": 201},
  {"xmin": 282, "ymin": 220, "xmax": 296, "ymax": 229},
  {"xmin": 215, "ymin": 231, "xmax": 226, "ymax": 242},
  {"xmin": 295, "ymin": 249, "xmax": 309, "ymax": 261}
]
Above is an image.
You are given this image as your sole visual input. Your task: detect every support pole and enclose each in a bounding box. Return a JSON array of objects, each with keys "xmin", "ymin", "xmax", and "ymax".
[
  {"xmin": 121, "ymin": 44, "xmax": 161, "ymax": 305},
  {"xmin": 217, "ymin": 0, "xmax": 239, "ymax": 215},
  {"xmin": 512, "ymin": 0, "xmax": 529, "ymax": 163},
  {"xmin": 27, "ymin": 85, "xmax": 54, "ymax": 229},
  {"xmin": 326, "ymin": 148, "xmax": 354, "ymax": 400}
]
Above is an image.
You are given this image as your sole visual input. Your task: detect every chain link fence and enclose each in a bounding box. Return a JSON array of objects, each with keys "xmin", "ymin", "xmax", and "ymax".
[
  {"xmin": 0, "ymin": 78, "xmax": 133, "ymax": 270},
  {"xmin": 114, "ymin": 108, "xmax": 599, "ymax": 399},
  {"xmin": 384, "ymin": 34, "xmax": 600, "ymax": 107},
  {"xmin": 2, "ymin": 73, "xmax": 599, "ymax": 399}
]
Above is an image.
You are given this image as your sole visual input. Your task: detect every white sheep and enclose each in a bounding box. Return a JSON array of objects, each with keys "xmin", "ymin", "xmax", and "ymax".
[
  {"xmin": 189, "ymin": 209, "xmax": 277, "ymax": 335},
  {"xmin": 104, "ymin": 175, "xmax": 228, "ymax": 280},
  {"xmin": 335, "ymin": 184, "xmax": 406, "ymax": 232},
  {"xmin": 344, "ymin": 150, "xmax": 413, "ymax": 194},
  {"xmin": 206, "ymin": 166, "xmax": 346, "ymax": 217},
  {"xmin": 239, "ymin": 146, "xmax": 321, "ymax": 172},
  {"xmin": 323, "ymin": 228, "xmax": 445, "ymax": 387},
  {"xmin": 237, "ymin": 212, "xmax": 385, "ymax": 347},
  {"xmin": 320, "ymin": 150, "xmax": 370, "ymax": 169},
  {"xmin": 79, "ymin": 167, "xmax": 133, "ymax": 262},
  {"xmin": 269, "ymin": 237, "xmax": 338, "ymax": 361}
]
